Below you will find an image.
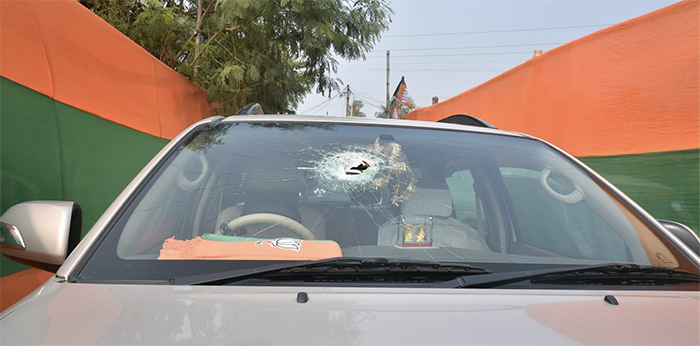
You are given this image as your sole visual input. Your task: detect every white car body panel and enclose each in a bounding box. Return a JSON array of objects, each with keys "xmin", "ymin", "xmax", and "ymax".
[{"xmin": 2, "ymin": 278, "xmax": 698, "ymax": 345}]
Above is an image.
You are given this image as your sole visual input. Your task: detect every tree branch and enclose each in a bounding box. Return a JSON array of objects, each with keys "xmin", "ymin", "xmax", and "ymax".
[
  {"xmin": 191, "ymin": 26, "xmax": 239, "ymax": 67},
  {"xmin": 173, "ymin": 31, "xmax": 199, "ymax": 64},
  {"xmin": 173, "ymin": 0, "xmax": 218, "ymax": 68}
]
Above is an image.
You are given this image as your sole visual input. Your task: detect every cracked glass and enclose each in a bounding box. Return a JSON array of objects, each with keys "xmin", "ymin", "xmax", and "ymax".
[{"xmin": 77, "ymin": 120, "xmax": 694, "ymax": 281}]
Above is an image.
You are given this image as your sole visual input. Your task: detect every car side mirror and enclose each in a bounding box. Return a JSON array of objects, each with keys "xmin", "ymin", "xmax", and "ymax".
[
  {"xmin": 658, "ymin": 219, "xmax": 700, "ymax": 256},
  {"xmin": 0, "ymin": 201, "xmax": 82, "ymax": 272}
]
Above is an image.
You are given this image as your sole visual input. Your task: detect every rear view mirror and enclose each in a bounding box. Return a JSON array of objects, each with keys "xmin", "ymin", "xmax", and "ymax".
[
  {"xmin": 658, "ymin": 219, "xmax": 700, "ymax": 256},
  {"xmin": 0, "ymin": 201, "xmax": 82, "ymax": 272}
]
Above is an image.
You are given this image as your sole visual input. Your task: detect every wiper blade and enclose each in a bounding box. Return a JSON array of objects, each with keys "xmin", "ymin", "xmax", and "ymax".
[
  {"xmin": 173, "ymin": 257, "xmax": 491, "ymax": 285},
  {"xmin": 439, "ymin": 263, "xmax": 699, "ymax": 288},
  {"xmin": 532, "ymin": 265, "xmax": 700, "ymax": 286}
]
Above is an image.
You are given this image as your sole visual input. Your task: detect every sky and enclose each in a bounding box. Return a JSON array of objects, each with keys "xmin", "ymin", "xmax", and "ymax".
[{"xmin": 295, "ymin": 0, "xmax": 679, "ymax": 117}]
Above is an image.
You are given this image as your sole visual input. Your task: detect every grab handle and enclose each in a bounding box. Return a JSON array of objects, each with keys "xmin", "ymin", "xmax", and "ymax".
[{"xmin": 539, "ymin": 168, "xmax": 583, "ymax": 205}]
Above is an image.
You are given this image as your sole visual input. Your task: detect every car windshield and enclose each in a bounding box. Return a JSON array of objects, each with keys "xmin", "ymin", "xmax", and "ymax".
[{"xmin": 77, "ymin": 120, "xmax": 694, "ymax": 282}]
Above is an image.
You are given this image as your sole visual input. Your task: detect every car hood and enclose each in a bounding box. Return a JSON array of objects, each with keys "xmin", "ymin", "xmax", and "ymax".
[{"xmin": 2, "ymin": 278, "xmax": 698, "ymax": 345}]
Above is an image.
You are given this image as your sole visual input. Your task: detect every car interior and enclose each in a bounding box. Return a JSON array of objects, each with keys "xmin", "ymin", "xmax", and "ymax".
[{"xmin": 114, "ymin": 123, "xmax": 651, "ymax": 266}]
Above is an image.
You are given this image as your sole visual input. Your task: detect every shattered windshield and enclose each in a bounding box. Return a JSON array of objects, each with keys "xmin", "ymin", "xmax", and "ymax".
[{"xmin": 80, "ymin": 121, "xmax": 694, "ymax": 280}]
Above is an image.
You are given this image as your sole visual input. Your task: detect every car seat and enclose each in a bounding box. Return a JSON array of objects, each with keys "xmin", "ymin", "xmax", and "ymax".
[{"xmin": 377, "ymin": 178, "xmax": 490, "ymax": 251}]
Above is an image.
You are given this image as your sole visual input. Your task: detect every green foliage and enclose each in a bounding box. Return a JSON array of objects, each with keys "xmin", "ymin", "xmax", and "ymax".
[
  {"xmin": 80, "ymin": 0, "xmax": 392, "ymax": 115},
  {"xmin": 350, "ymin": 99, "xmax": 366, "ymax": 117}
]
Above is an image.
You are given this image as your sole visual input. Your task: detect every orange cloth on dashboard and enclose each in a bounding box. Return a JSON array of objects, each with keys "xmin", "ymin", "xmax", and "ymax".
[{"xmin": 159, "ymin": 237, "xmax": 342, "ymax": 260}]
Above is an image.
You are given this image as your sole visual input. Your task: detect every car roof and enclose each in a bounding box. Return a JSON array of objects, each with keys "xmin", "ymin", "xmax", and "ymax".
[{"xmin": 218, "ymin": 114, "xmax": 530, "ymax": 139}]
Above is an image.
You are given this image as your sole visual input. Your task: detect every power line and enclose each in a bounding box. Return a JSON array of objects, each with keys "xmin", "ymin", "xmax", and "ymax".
[
  {"xmin": 385, "ymin": 59, "xmax": 526, "ymax": 66},
  {"xmin": 351, "ymin": 88, "xmax": 385, "ymax": 104},
  {"xmin": 340, "ymin": 68, "xmax": 509, "ymax": 72},
  {"xmin": 354, "ymin": 88, "xmax": 454, "ymax": 109},
  {"xmin": 346, "ymin": 89, "xmax": 385, "ymax": 112},
  {"xmin": 388, "ymin": 42, "xmax": 564, "ymax": 52},
  {"xmin": 382, "ymin": 24, "xmax": 611, "ymax": 38},
  {"xmin": 300, "ymin": 92, "xmax": 343, "ymax": 115},
  {"xmin": 352, "ymin": 94, "xmax": 384, "ymax": 109},
  {"xmin": 366, "ymin": 51, "xmax": 533, "ymax": 59},
  {"xmin": 300, "ymin": 98, "xmax": 331, "ymax": 115},
  {"xmin": 306, "ymin": 102, "xmax": 346, "ymax": 116},
  {"xmin": 341, "ymin": 63, "xmax": 524, "ymax": 71},
  {"xmin": 345, "ymin": 91, "xmax": 454, "ymax": 100}
]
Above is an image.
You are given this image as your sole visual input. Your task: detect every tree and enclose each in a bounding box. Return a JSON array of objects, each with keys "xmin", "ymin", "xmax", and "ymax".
[
  {"xmin": 350, "ymin": 99, "xmax": 366, "ymax": 117},
  {"xmin": 80, "ymin": 0, "xmax": 392, "ymax": 115}
]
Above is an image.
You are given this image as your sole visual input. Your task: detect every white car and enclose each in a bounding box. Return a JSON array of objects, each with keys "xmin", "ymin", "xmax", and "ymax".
[{"xmin": 2, "ymin": 115, "xmax": 699, "ymax": 345}]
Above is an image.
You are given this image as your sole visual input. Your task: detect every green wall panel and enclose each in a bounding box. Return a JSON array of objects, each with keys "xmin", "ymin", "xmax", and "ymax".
[
  {"xmin": 1, "ymin": 78, "xmax": 64, "ymax": 276},
  {"xmin": 581, "ymin": 149, "xmax": 699, "ymax": 233},
  {"xmin": 0, "ymin": 78, "xmax": 63, "ymax": 213},
  {"xmin": 54, "ymin": 102, "xmax": 168, "ymax": 234},
  {"xmin": 1, "ymin": 77, "xmax": 168, "ymax": 276}
]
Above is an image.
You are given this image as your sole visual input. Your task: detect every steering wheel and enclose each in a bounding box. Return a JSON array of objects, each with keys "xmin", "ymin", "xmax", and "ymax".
[{"xmin": 220, "ymin": 213, "xmax": 315, "ymax": 240}]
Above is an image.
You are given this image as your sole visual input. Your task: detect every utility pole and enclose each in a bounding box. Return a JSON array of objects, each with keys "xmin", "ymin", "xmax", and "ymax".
[
  {"xmin": 345, "ymin": 85, "xmax": 351, "ymax": 117},
  {"xmin": 385, "ymin": 50, "xmax": 390, "ymax": 118}
]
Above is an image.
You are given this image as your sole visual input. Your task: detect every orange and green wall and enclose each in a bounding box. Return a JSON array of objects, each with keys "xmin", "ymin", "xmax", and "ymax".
[
  {"xmin": 0, "ymin": 0, "xmax": 211, "ymax": 281},
  {"xmin": 406, "ymin": 1, "xmax": 699, "ymax": 232},
  {"xmin": 0, "ymin": 77, "xmax": 170, "ymax": 276}
]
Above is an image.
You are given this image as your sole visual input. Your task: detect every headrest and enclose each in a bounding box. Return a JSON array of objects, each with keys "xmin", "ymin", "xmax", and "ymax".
[{"xmin": 400, "ymin": 179, "xmax": 453, "ymax": 218}]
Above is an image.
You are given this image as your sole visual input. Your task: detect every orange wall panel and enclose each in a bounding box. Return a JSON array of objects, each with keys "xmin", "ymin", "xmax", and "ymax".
[
  {"xmin": 0, "ymin": 0, "xmax": 211, "ymax": 139},
  {"xmin": 28, "ymin": 1, "xmax": 161, "ymax": 136},
  {"xmin": 0, "ymin": 1, "xmax": 53, "ymax": 97},
  {"xmin": 154, "ymin": 62, "xmax": 212, "ymax": 139},
  {"xmin": 406, "ymin": 1, "xmax": 699, "ymax": 157}
]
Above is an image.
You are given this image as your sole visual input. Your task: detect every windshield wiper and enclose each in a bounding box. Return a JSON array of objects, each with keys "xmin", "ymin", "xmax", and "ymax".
[
  {"xmin": 173, "ymin": 257, "xmax": 491, "ymax": 285},
  {"xmin": 439, "ymin": 263, "xmax": 700, "ymax": 288}
]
